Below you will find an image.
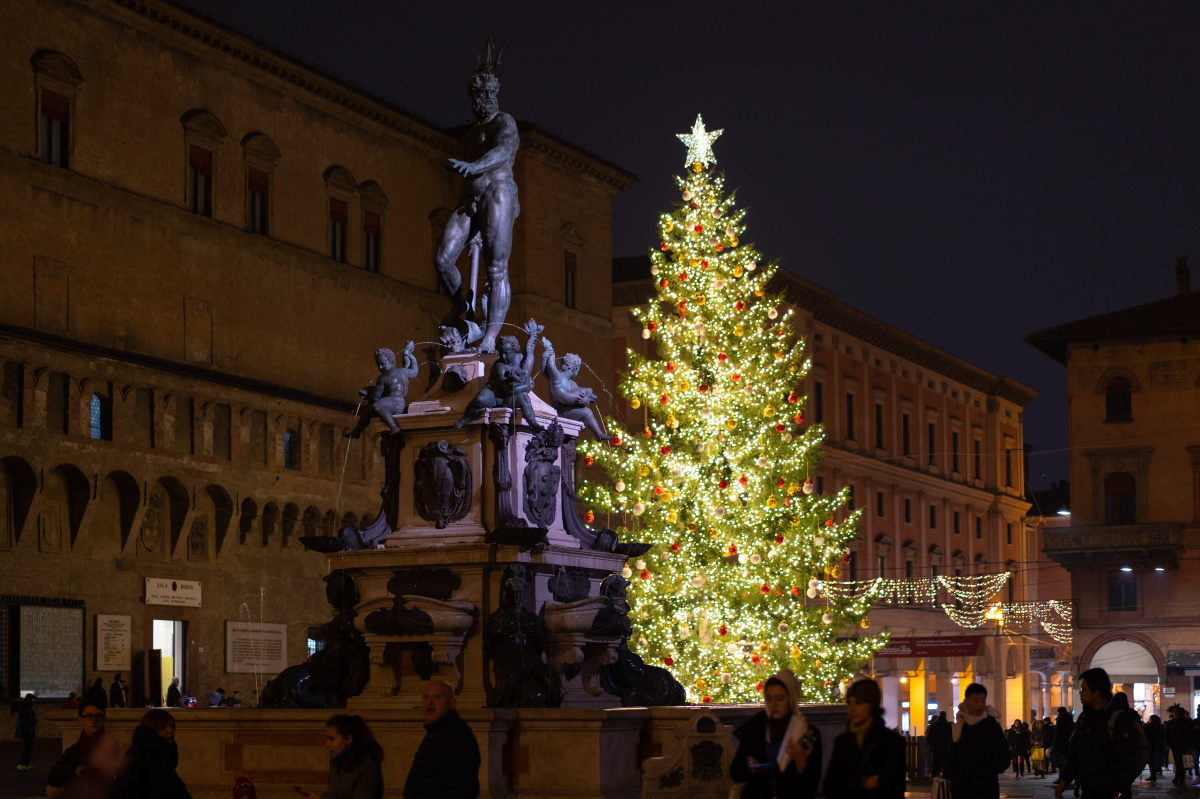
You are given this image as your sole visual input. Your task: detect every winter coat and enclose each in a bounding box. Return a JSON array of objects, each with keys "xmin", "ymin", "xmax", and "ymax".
[
  {"xmin": 821, "ymin": 717, "xmax": 906, "ymax": 799},
  {"xmin": 1007, "ymin": 725, "xmax": 1031, "ymax": 756},
  {"xmin": 107, "ymin": 724, "xmax": 192, "ymax": 799},
  {"xmin": 402, "ymin": 710, "xmax": 480, "ymax": 799},
  {"xmin": 947, "ymin": 715, "xmax": 1009, "ymax": 799},
  {"xmin": 166, "ymin": 684, "xmax": 182, "ymax": 708},
  {"xmin": 15, "ymin": 699, "xmax": 36, "ymax": 739},
  {"xmin": 322, "ymin": 748, "xmax": 383, "ymax": 799},
  {"xmin": 730, "ymin": 711, "xmax": 823, "ymax": 799},
  {"xmin": 1165, "ymin": 715, "xmax": 1191, "ymax": 750},
  {"xmin": 84, "ymin": 683, "xmax": 107, "ymax": 713},
  {"xmin": 1145, "ymin": 718, "xmax": 1165, "ymax": 753},
  {"xmin": 1059, "ymin": 697, "xmax": 1145, "ymax": 796},
  {"xmin": 1052, "ymin": 711, "xmax": 1074, "ymax": 750},
  {"xmin": 108, "ymin": 681, "xmax": 126, "ymax": 709}
]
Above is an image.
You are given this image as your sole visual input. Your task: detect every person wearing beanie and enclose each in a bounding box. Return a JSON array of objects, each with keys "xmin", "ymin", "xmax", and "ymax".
[
  {"xmin": 946, "ymin": 683, "xmax": 1010, "ymax": 799},
  {"xmin": 823, "ymin": 678, "xmax": 906, "ymax": 798},
  {"xmin": 730, "ymin": 668, "xmax": 822, "ymax": 798}
]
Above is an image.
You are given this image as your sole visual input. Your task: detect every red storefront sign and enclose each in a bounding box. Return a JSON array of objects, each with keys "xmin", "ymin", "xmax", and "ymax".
[{"xmin": 874, "ymin": 636, "xmax": 982, "ymax": 658}]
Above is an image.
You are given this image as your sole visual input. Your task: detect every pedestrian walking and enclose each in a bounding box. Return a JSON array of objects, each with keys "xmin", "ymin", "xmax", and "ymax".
[
  {"xmin": 296, "ymin": 714, "xmax": 383, "ymax": 799},
  {"xmin": 107, "ymin": 709, "xmax": 192, "ymax": 799},
  {"xmin": 1166, "ymin": 704, "xmax": 1191, "ymax": 785},
  {"xmin": 730, "ymin": 668, "xmax": 822, "ymax": 799},
  {"xmin": 403, "ymin": 681, "xmax": 479, "ymax": 798},
  {"xmin": 109, "ymin": 674, "xmax": 128, "ymax": 709},
  {"xmin": 1031, "ymin": 719, "xmax": 1050, "ymax": 777},
  {"xmin": 926, "ymin": 710, "xmax": 950, "ymax": 779},
  {"xmin": 946, "ymin": 683, "xmax": 1009, "ymax": 799},
  {"xmin": 1144, "ymin": 713, "xmax": 1165, "ymax": 782},
  {"xmin": 822, "ymin": 678, "xmax": 906, "ymax": 799},
  {"xmin": 1050, "ymin": 706, "xmax": 1074, "ymax": 777},
  {"xmin": 15, "ymin": 693, "xmax": 37, "ymax": 770},
  {"xmin": 1053, "ymin": 667, "xmax": 1148, "ymax": 799}
]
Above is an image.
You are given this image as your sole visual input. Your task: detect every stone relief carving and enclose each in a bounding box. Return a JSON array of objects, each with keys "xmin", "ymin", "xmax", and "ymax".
[
  {"xmin": 413, "ymin": 440, "xmax": 472, "ymax": 529},
  {"xmin": 523, "ymin": 422, "xmax": 563, "ymax": 528}
]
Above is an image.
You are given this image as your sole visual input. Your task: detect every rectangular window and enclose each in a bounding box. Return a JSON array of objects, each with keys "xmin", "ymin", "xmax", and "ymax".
[
  {"xmin": 813, "ymin": 381, "xmax": 824, "ymax": 423},
  {"xmin": 247, "ymin": 167, "xmax": 269, "ymax": 234},
  {"xmin": 815, "ymin": 476, "xmax": 825, "ymax": 495},
  {"xmin": 564, "ymin": 250, "xmax": 577, "ymax": 309},
  {"xmin": 975, "ymin": 517, "xmax": 983, "ymax": 540},
  {"xmin": 1005, "ymin": 448, "xmax": 1014, "ymax": 487},
  {"xmin": 363, "ymin": 211, "xmax": 381, "ymax": 272},
  {"xmin": 848, "ymin": 551, "xmax": 857, "ymax": 581},
  {"xmin": 1107, "ymin": 571, "xmax": 1137, "ymax": 612},
  {"xmin": 878, "ymin": 555, "xmax": 887, "ymax": 577},
  {"xmin": 953, "ymin": 511, "xmax": 961, "ymax": 535},
  {"xmin": 951, "ymin": 431, "xmax": 960, "ymax": 473},
  {"xmin": 905, "ymin": 560, "xmax": 914, "ymax": 580},
  {"xmin": 901, "ymin": 413, "xmax": 911, "ymax": 456},
  {"xmin": 874, "ymin": 403, "xmax": 884, "ymax": 449},
  {"xmin": 903, "ymin": 498, "xmax": 912, "ymax": 524},
  {"xmin": 974, "ymin": 439, "xmax": 982, "ymax": 479},
  {"xmin": 328, "ymin": 199, "xmax": 347, "ymax": 262},
  {"xmin": 845, "ymin": 393, "xmax": 855, "ymax": 440},
  {"xmin": 846, "ymin": 485, "xmax": 856, "ymax": 512},
  {"xmin": 1006, "ymin": 522, "xmax": 1013, "ymax": 546},
  {"xmin": 188, "ymin": 145, "xmax": 213, "ymax": 217},
  {"xmin": 39, "ymin": 89, "xmax": 70, "ymax": 168},
  {"xmin": 876, "ymin": 491, "xmax": 885, "ymax": 518},
  {"xmin": 927, "ymin": 422, "xmax": 937, "ymax": 465},
  {"xmin": 929, "ymin": 504, "xmax": 938, "ymax": 529}
]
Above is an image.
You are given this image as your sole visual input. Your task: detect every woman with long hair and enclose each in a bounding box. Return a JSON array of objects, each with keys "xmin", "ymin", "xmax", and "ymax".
[
  {"xmin": 729, "ymin": 668, "xmax": 822, "ymax": 798},
  {"xmin": 107, "ymin": 709, "xmax": 191, "ymax": 799},
  {"xmin": 298, "ymin": 714, "xmax": 383, "ymax": 799},
  {"xmin": 822, "ymin": 679, "xmax": 906, "ymax": 798}
]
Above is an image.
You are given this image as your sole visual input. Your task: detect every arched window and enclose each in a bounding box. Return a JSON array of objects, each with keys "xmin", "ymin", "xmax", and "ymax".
[
  {"xmin": 323, "ymin": 166, "xmax": 358, "ymax": 263},
  {"xmin": 1105, "ymin": 376, "xmax": 1132, "ymax": 422},
  {"xmin": 242, "ymin": 132, "xmax": 280, "ymax": 236},
  {"xmin": 1104, "ymin": 471, "xmax": 1136, "ymax": 525},
  {"xmin": 181, "ymin": 110, "xmax": 227, "ymax": 218},
  {"xmin": 360, "ymin": 181, "xmax": 387, "ymax": 273},
  {"xmin": 32, "ymin": 51, "xmax": 84, "ymax": 169},
  {"xmin": 283, "ymin": 429, "xmax": 300, "ymax": 470},
  {"xmin": 89, "ymin": 393, "xmax": 112, "ymax": 440}
]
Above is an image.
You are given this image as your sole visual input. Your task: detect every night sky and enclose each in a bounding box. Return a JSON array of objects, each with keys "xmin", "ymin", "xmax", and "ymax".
[{"xmin": 175, "ymin": 0, "xmax": 1200, "ymax": 490}]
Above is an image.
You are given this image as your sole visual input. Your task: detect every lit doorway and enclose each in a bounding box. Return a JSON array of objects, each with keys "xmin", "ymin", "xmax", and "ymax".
[{"xmin": 153, "ymin": 619, "xmax": 186, "ymax": 706}]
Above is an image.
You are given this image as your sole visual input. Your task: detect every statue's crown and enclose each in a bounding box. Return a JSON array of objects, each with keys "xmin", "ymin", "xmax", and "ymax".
[{"xmin": 474, "ymin": 36, "xmax": 505, "ymax": 75}]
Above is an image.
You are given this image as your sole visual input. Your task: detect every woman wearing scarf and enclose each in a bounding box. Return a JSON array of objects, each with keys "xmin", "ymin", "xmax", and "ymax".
[
  {"xmin": 107, "ymin": 709, "xmax": 192, "ymax": 799},
  {"xmin": 946, "ymin": 683, "xmax": 1010, "ymax": 799},
  {"xmin": 730, "ymin": 668, "xmax": 822, "ymax": 798},
  {"xmin": 822, "ymin": 678, "xmax": 906, "ymax": 798},
  {"xmin": 297, "ymin": 714, "xmax": 383, "ymax": 799}
]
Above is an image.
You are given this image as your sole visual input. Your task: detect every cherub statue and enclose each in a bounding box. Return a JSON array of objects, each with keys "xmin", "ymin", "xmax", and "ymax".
[
  {"xmin": 540, "ymin": 338, "xmax": 607, "ymax": 440},
  {"xmin": 454, "ymin": 319, "xmax": 544, "ymax": 430},
  {"xmin": 344, "ymin": 342, "xmax": 419, "ymax": 438}
]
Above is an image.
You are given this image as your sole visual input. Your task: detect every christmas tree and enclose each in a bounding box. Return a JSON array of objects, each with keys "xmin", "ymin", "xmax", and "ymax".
[{"xmin": 579, "ymin": 116, "xmax": 885, "ymax": 703}]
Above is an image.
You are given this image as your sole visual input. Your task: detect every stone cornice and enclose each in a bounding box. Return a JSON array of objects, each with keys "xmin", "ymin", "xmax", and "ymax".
[{"xmin": 519, "ymin": 127, "xmax": 638, "ymax": 194}]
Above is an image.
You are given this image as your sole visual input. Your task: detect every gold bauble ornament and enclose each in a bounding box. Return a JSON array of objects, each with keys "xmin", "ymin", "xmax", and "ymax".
[
  {"xmin": 664, "ymin": 221, "xmax": 674, "ymax": 232},
  {"xmin": 666, "ymin": 415, "xmax": 678, "ymax": 428},
  {"xmin": 692, "ymin": 162, "xmax": 703, "ymax": 173},
  {"xmin": 830, "ymin": 566, "xmax": 842, "ymax": 579},
  {"xmin": 662, "ymin": 491, "xmax": 674, "ymax": 502},
  {"xmin": 687, "ymin": 521, "xmax": 699, "ymax": 532},
  {"xmin": 763, "ymin": 405, "xmax": 776, "ymax": 417},
  {"xmin": 639, "ymin": 466, "xmax": 650, "ymax": 477},
  {"xmin": 766, "ymin": 496, "xmax": 777, "ymax": 508},
  {"xmin": 689, "ymin": 258, "xmax": 699, "ymax": 267},
  {"xmin": 725, "ymin": 418, "xmax": 738, "ymax": 430},
  {"xmin": 860, "ymin": 617, "xmax": 871, "ymax": 629},
  {"xmin": 789, "ymin": 646, "xmax": 801, "ymax": 659},
  {"xmin": 696, "ymin": 677, "xmax": 708, "ymax": 690},
  {"xmin": 667, "ymin": 510, "xmax": 678, "ymax": 522},
  {"xmin": 755, "ymin": 287, "xmax": 765, "ymax": 297},
  {"xmin": 630, "ymin": 398, "xmax": 641, "ymax": 409},
  {"xmin": 731, "ymin": 236, "xmax": 740, "ymax": 246},
  {"xmin": 734, "ymin": 324, "xmax": 744, "ymax": 336},
  {"xmin": 733, "ymin": 265, "xmax": 744, "ymax": 277}
]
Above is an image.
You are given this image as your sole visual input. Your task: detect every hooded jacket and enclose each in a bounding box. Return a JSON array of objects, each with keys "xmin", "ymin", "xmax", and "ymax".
[
  {"xmin": 1059, "ymin": 693, "xmax": 1146, "ymax": 794},
  {"xmin": 730, "ymin": 669, "xmax": 822, "ymax": 799},
  {"xmin": 107, "ymin": 724, "xmax": 192, "ymax": 799}
]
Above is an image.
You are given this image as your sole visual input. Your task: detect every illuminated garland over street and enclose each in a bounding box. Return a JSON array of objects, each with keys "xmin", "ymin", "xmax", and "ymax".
[{"xmin": 579, "ymin": 116, "xmax": 885, "ymax": 703}]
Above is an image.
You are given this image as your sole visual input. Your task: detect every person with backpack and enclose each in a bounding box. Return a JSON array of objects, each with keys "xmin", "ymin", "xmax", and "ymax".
[{"xmin": 1053, "ymin": 668, "xmax": 1148, "ymax": 799}]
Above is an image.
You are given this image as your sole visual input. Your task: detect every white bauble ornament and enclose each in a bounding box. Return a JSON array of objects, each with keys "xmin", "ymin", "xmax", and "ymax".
[
  {"xmin": 615, "ymin": 480, "xmax": 625, "ymax": 492},
  {"xmin": 720, "ymin": 672, "xmax": 732, "ymax": 684},
  {"xmin": 746, "ymin": 262, "xmax": 757, "ymax": 271},
  {"xmin": 757, "ymin": 456, "xmax": 768, "ymax": 467},
  {"xmin": 750, "ymin": 553, "xmax": 762, "ymax": 565},
  {"xmin": 621, "ymin": 566, "xmax": 633, "ymax": 578},
  {"xmin": 778, "ymin": 622, "xmax": 789, "ymax": 633},
  {"xmin": 807, "ymin": 578, "xmax": 819, "ymax": 589},
  {"xmin": 682, "ymin": 190, "xmax": 693, "ymax": 200},
  {"xmin": 802, "ymin": 481, "xmax": 815, "ymax": 495},
  {"xmin": 822, "ymin": 612, "xmax": 833, "ymax": 624},
  {"xmin": 692, "ymin": 574, "xmax": 706, "ymax": 588},
  {"xmin": 671, "ymin": 466, "xmax": 683, "ymax": 478},
  {"xmin": 635, "ymin": 560, "xmax": 647, "ymax": 570},
  {"xmin": 806, "ymin": 588, "xmax": 818, "ymax": 598},
  {"xmin": 650, "ymin": 265, "xmax": 659, "ymax": 276},
  {"xmin": 633, "ymin": 502, "xmax": 645, "ymax": 515},
  {"xmin": 768, "ymin": 309, "xmax": 778, "ymax": 320},
  {"xmin": 642, "ymin": 329, "xmax": 651, "ymax": 340},
  {"xmin": 679, "ymin": 625, "xmax": 691, "ymax": 638},
  {"xmin": 737, "ymin": 553, "xmax": 748, "ymax": 565},
  {"xmin": 815, "ymin": 536, "xmax": 825, "ymax": 546},
  {"xmin": 726, "ymin": 642, "xmax": 740, "ymax": 655},
  {"xmin": 768, "ymin": 549, "xmax": 778, "ymax": 559},
  {"xmin": 715, "ymin": 505, "xmax": 725, "ymax": 517}
]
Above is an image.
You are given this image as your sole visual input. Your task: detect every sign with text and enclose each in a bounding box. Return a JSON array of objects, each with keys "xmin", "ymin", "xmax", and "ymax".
[
  {"xmin": 95, "ymin": 614, "xmax": 131, "ymax": 671},
  {"xmin": 225, "ymin": 621, "xmax": 287, "ymax": 674},
  {"xmin": 1029, "ymin": 646, "xmax": 1057, "ymax": 660},
  {"xmin": 875, "ymin": 636, "xmax": 982, "ymax": 658},
  {"xmin": 145, "ymin": 577, "xmax": 202, "ymax": 607}
]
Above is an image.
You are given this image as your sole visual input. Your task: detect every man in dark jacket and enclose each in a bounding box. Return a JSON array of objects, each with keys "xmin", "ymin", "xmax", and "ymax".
[
  {"xmin": 1166, "ymin": 705, "xmax": 1192, "ymax": 784},
  {"xmin": 404, "ymin": 681, "xmax": 480, "ymax": 798},
  {"xmin": 1054, "ymin": 668, "xmax": 1147, "ymax": 799},
  {"xmin": 1145, "ymin": 714, "xmax": 1165, "ymax": 782},
  {"xmin": 1051, "ymin": 707, "xmax": 1074, "ymax": 776},
  {"xmin": 926, "ymin": 710, "xmax": 950, "ymax": 778},
  {"xmin": 947, "ymin": 683, "xmax": 1010, "ymax": 799}
]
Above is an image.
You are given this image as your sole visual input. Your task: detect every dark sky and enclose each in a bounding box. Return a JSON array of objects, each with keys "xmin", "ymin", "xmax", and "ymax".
[{"xmin": 175, "ymin": 0, "xmax": 1200, "ymax": 490}]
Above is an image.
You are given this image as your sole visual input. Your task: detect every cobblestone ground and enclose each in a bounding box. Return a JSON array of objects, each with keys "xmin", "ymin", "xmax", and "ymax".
[{"xmin": 908, "ymin": 768, "xmax": 1200, "ymax": 798}]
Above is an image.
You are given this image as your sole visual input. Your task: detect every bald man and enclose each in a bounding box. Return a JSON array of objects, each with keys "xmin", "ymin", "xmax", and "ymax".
[{"xmin": 404, "ymin": 681, "xmax": 480, "ymax": 798}]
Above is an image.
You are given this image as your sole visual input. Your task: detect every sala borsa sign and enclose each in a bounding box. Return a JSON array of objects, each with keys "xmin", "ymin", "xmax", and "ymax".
[
  {"xmin": 145, "ymin": 577, "xmax": 202, "ymax": 607},
  {"xmin": 875, "ymin": 636, "xmax": 982, "ymax": 658}
]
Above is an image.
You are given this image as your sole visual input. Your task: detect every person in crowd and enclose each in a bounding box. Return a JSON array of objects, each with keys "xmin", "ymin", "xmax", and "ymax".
[
  {"xmin": 297, "ymin": 714, "xmax": 383, "ymax": 799},
  {"xmin": 926, "ymin": 711, "xmax": 950, "ymax": 779},
  {"xmin": 108, "ymin": 674, "xmax": 128, "ymax": 709},
  {"xmin": 1053, "ymin": 668, "xmax": 1148, "ymax": 799},
  {"xmin": 165, "ymin": 677, "xmax": 182, "ymax": 708},
  {"xmin": 1144, "ymin": 713, "xmax": 1165, "ymax": 783},
  {"xmin": 403, "ymin": 681, "xmax": 480, "ymax": 798},
  {"xmin": 822, "ymin": 678, "xmax": 906, "ymax": 798},
  {"xmin": 1042, "ymin": 716, "xmax": 1056, "ymax": 774},
  {"xmin": 1050, "ymin": 706, "xmax": 1073, "ymax": 777},
  {"xmin": 1189, "ymin": 706, "xmax": 1200, "ymax": 786},
  {"xmin": 15, "ymin": 693, "xmax": 37, "ymax": 771},
  {"xmin": 1030, "ymin": 718, "xmax": 1050, "ymax": 778},
  {"xmin": 47, "ymin": 701, "xmax": 122, "ymax": 798},
  {"xmin": 1166, "ymin": 704, "xmax": 1192, "ymax": 785},
  {"xmin": 107, "ymin": 708, "xmax": 192, "ymax": 799},
  {"xmin": 61, "ymin": 692, "xmax": 80, "ymax": 711},
  {"xmin": 207, "ymin": 687, "xmax": 226, "ymax": 708},
  {"xmin": 946, "ymin": 683, "xmax": 1009, "ymax": 799},
  {"xmin": 1007, "ymin": 719, "xmax": 1030, "ymax": 777},
  {"xmin": 84, "ymin": 678, "xmax": 107, "ymax": 713},
  {"xmin": 730, "ymin": 668, "xmax": 822, "ymax": 798}
]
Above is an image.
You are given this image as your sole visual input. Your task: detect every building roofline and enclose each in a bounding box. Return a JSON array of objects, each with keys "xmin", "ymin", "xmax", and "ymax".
[{"xmin": 1026, "ymin": 290, "xmax": 1200, "ymax": 365}]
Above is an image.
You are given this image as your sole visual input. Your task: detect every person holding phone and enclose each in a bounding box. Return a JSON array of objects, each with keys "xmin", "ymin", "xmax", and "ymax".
[
  {"xmin": 296, "ymin": 714, "xmax": 383, "ymax": 799},
  {"xmin": 823, "ymin": 678, "xmax": 906, "ymax": 798},
  {"xmin": 730, "ymin": 668, "xmax": 822, "ymax": 798}
]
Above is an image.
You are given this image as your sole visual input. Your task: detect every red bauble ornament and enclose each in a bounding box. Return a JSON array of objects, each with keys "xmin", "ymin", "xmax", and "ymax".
[
  {"xmin": 664, "ymin": 657, "xmax": 674, "ymax": 666},
  {"xmin": 701, "ymin": 260, "xmax": 709, "ymax": 269},
  {"xmin": 776, "ymin": 478, "xmax": 785, "ymax": 488},
  {"xmin": 611, "ymin": 436, "xmax": 622, "ymax": 446},
  {"xmin": 784, "ymin": 497, "xmax": 792, "ymax": 506},
  {"xmin": 659, "ymin": 278, "xmax": 669, "ymax": 289},
  {"xmin": 670, "ymin": 541, "xmax": 681, "ymax": 552},
  {"xmin": 678, "ymin": 272, "xmax": 688, "ymax": 282},
  {"xmin": 790, "ymin": 586, "xmax": 801, "ymax": 596},
  {"xmin": 776, "ymin": 329, "xmax": 786, "ymax": 337},
  {"xmin": 648, "ymin": 321, "xmax": 658, "ymax": 331},
  {"xmin": 718, "ymin": 625, "xmax": 729, "ymax": 636},
  {"xmin": 718, "ymin": 479, "xmax": 728, "ymax": 489},
  {"xmin": 660, "ymin": 394, "xmax": 669, "ymax": 404},
  {"xmin": 788, "ymin": 392, "xmax": 799, "ymax": 403},
  {"xmin": 584, "ymin": 511, "xmax": 595, "ymax": 523},
  {"xmin": 660, "ymin": 242, "xmax": 669, "ymax": 251},
  {"xmin": 702, "ymin": 695, "xmax": 713, "ymax": 703},
  {"xmin": 728, "ymin": 544, "xmax": 738, "ymax": 556},
  {"xmin": 759, "ymin": 584, "xmax": 770, "ymax": 595},
  {"xmin": 716, "ymin": 244, "xmax": 725, "ymax": 252},
  {"xmin": 694, "ymin": 224, "xmax": 704, "ymax": 233},
  {"xmin": 774, "ymin": 588, "xmax": 783, "ymax": 596},
  {"xmin": 751, "ymin": 654, "xmax": 761, "ymax": 664},
  {"xmin": 717, "ymin": 352, "xmax": 728, "ymax": 362},
  {"xmin": 756, "ymin": 682, "xmax": 765, "ymax": 692},
  {"xmin": 738, "ymin": 474, "xmax": 749, "ymax": 487},
  {"xmin": 660, "ymin": 445, "xmax": 671, "ymax": 455},
  {"xmin": 794, "ymin": 414, "xmax": 804, "ymax": 424},
  {"xmin": 775, "ymin": 423, "xmax": 786, "ymax": 432},
  {"xmin": 735, "ymin": 301, "xmax": 745, "ymax": 311},
  {"xmin": 690, "ymin": 201, "xmax": 699, "ymax": 209},
  {"xmin": 699, "ymin": 383, "xmax": 709, "ymax": 393},
  {"xmin": 639, "ymin": 570, "xmax": 651, "ymax": 580},
  {"xmin": 654, "ymin": 485, "xmax": 665, "ymax": 496},
  {"xmin": 584, "ymin": 455, "xmax": 594, "ymax": 466},
  {"xmin": 824, "ymin": 519, "xmax": 835, "ymax": 528},
  {"xmin": 775, "ymin": 535, "xmax": 785, "ymax": 544},
  {"xmin": 731, "ymin": 373, "xmax": 741, "ymax": 382},
  {"xmin": 842, "ymin": 553, "xmax": 851, "ymax": 563},
  {"xmin": 666, "ymin": 362, "xmax": 676, "ymax": 372},
  {"xmin": 678, "ymin": 299, "xmax": 687, "ymax": 308}
]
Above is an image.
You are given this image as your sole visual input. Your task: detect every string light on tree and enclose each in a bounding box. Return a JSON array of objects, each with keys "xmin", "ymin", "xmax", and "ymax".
[{"xmin": 579, "ymin": 115, "xmax": 885, "ymax": 703}]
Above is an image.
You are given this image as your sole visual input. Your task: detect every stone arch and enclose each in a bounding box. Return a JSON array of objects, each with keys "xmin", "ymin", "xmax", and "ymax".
[
  {"xmin": 180, "ymin": 109, "xmax": 228, "ymax": 147},
  {"xmin": 340, "ymin": 511, "xmax": 358, "ymax": 532},
  {"xmin": 1, "ymin": 456, "xmax": 37, "ymax": 546},
  {"xmin": 103, "ymin": 469, "xmax": 141, "ymax": 552},
  {"xmin": 282, "ymin": 502, "xmax": 300, "ymax": 547},
  {"xmin": 239, "ymin": 497, "xmax": 258, "ymax": 545},
  {"xmin": 241, "ymin": 131, "xmax": 281, "ymax": 167},
  {"xmin": 1080, "ymin": 633, "xmax": 1164, "ymax": 676},
  {"xmin": 359, "ymin": 180, "xmax": 387, "ymax": 210},
  {"xmin": 262, "ymin": 501, "xmax": 280, "ymax": 547},
  {"xmin": 205, "ymin": 484, "xmax": 234, "ymax": 556},
  {"xmin": 156, "ymin": 475, "xmax": 191, "ymax": 555},
  {"xmin": 1094, "ymin": 367, "xmax": 1141, "ymax": 394},
  {"xmin": 303, "ymin": 505, "xmax": 321, "ymax": 538},
  {"xmin": 52, "ymin": 462, "xmax": 91, "ymax": 549},
  {"xmin": 322, "ymin": 509, "xmax": 338, "ymax": 536},
  {"xmin": 323, "ymin": 165, "xmax": 358, "ymax": 197},
  {"xmin": 31, "ymin": 50, "xmax": 84, "ymax": 88}
]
